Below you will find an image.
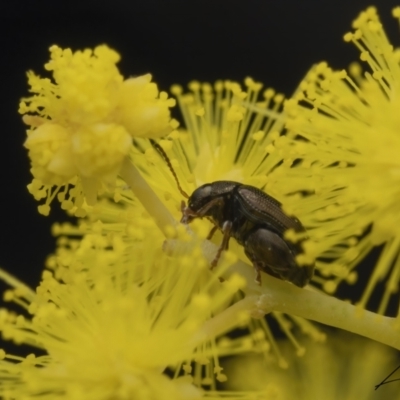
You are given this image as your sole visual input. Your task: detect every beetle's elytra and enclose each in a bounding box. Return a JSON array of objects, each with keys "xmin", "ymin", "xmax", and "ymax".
[{"xmin": 181, "ymin": 181, "xmax": 314, "ymax": 287}]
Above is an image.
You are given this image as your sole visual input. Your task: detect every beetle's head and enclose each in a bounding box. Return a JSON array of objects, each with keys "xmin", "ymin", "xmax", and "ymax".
[{"xmin": 180, "ymin": 184, "xmax": 214, "ymax": 224}]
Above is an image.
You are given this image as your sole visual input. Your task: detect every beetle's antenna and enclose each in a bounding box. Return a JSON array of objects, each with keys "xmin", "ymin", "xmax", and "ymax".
[{"xmin": 149, "ymin": 139, "xmax": 189, "ymax": 199}]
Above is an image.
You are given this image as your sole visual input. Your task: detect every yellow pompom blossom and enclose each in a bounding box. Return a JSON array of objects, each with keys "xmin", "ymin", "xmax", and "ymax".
[
  {"xmin": 0, "ymin": 221, "xmax": 249, "ymax": 399},
  {"xmin": 20, "ymin": 45, "xmax": 175, "ymax": 216},
  {"xmin": 259, "ymin": 7, "xmax": 400, "ymax": 312},
  {"xmin": 223, "ymin": 332, "xmax": 400, "ymax": 399}
]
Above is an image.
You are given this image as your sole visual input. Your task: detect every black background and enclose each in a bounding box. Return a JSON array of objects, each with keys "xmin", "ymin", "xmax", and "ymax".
[{"xmin": 0, "ymin": 0, "xmax": 399, "ymax": 310}]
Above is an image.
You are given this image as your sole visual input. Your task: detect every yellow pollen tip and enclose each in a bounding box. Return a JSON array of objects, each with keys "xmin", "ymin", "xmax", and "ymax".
[
  {"xmin": 343, "ymin": 32, "xmax": 353, "ymax": 42},
  {"xmin": 393, "ymin": 7, "xmax": 400, "ymax": 18},
  {"xmin": 188, "ymin": 81, "xmax": 200, "ymax": 91},
  {"xmin": 263, "ymin": 88, "xmax": 275, "ymax": 98},
  {"xmin": 195, "ymin": 108, "xmax": 205, "ymax": 117}
]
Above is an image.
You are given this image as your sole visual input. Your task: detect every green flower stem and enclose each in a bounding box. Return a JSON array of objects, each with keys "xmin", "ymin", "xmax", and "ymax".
[
  {"xmin": 120, "ymin": 157, "xmax": 176, "ymax": 236},
  {"xmin": 168, "ymin": 239, "xmax": 400, "ymax": 350},
  {"xmin": 229, "ymin": 257, "xmax": 400, "ymax": 350},
  {"xmin": 259, "ymin": 279, "xmax": 400, "ymax": 347}
]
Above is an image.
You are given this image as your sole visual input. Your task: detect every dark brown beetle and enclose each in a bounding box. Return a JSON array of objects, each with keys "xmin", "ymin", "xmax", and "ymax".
[
  {"xmin": 149, "ymin": 139, "xmax": 314, "ymax": 287},
  {"xmin": 181, "ymin": 181, "xmax": 314, "ymax": 287}
]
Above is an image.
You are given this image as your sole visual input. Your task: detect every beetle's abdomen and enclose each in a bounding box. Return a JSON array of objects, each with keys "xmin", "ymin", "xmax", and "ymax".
[{"xmin": 244, "ymin": 228, "xmax": 313, "ymax": 287}]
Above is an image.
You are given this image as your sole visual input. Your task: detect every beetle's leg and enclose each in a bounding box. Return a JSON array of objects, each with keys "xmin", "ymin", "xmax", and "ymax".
[
  {"xmin": 221, "ymin": 220, "xmax": 232, "ymax": 250},
  {"xmin": 253, "ymin": 262, "xmax": 262, "ymax": 285},
  {"xmin": 210, "ymin": 221, "xmax": 232, "ymax": 270},
  {"xmin": 207, "ymin": 225, "xmax": 218, "ymax": 240},
  {"xmin": 180, "ymin": 200, "xmax": 186, "ymax": 213}
]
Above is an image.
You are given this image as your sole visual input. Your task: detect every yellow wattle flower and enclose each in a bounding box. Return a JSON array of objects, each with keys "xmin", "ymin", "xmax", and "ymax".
[
  {"xmin": 264, "ymin": 7, "xmax": 400, "ymax": 312},
  {"xmin": 20, "ymin": 45, "xmax": 175, "ymax": 216},
  {"xmin": 0, "ymin": 221, "xmax": 246, "ymax": 399}
]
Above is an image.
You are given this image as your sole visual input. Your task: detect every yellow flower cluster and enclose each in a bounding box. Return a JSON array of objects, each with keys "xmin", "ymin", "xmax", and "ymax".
[
  {"xmin": 2, "ymin": 5, "xmax": 400, "ymax": 400},
  {"xmin": 0, "ymin": 220, "xmax": 246, "ymax": 399},
  {"xmin": 20, "ymin": 45, "xmax": 175, "ymax": 215},
  {"xmin": 265, "ymin": 7, "xmax": 400, "ymax": 311}
]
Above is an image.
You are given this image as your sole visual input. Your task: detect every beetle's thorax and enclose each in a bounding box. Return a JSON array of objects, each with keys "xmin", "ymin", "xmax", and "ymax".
[
  {"xmin": 182, "ymin": 181, "xmax": 241, "ymax": 224},
  {"xmin": 200, "ymin": 188, "xmax": 260, "ymax": 245},
  {"xmin": 206, "ymin": 198, "xmax": 230, "ymax": 227}
]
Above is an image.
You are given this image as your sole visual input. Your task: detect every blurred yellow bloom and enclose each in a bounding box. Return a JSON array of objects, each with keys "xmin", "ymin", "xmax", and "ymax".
[
  {"xmin": 223, "ymin": 332, "xmax": 400, "ymax": 399},
  {"xmin": 263, "ymin": 7, "xmax": 400, "ymax": 311},
  {"xmin": 0, "ymin": 224, "xmax": 246, "ymax": 399},
  {"xmin": 20, "ymin": 45, "xmax": 175, "ymax": 215}
]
